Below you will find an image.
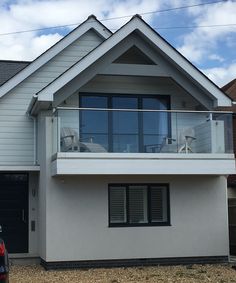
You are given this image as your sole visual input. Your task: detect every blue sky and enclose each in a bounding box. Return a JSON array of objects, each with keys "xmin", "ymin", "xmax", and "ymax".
[{"xmin": 0, "ymin": 0, "xmax": 235, "ymax": 86}]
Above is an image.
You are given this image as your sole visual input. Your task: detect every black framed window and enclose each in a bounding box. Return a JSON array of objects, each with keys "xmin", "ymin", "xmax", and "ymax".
[
  {"xmin": 80, "ymin": 94, "xmax": 170, "ymax": 153},
  {"xmin": 108, "ymin": 184, "xmax": 170, "ymax": 227}
]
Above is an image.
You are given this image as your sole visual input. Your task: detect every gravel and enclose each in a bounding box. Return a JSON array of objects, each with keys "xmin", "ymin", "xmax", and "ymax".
[{"xmin": 9, "ymin": 264, "xmax": 236, "ymax": 283}]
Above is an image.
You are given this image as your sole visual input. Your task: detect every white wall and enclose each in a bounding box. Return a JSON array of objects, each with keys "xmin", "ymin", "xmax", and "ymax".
[
  {"xmin": 44, "ymin": 174, "xmax": 228, "ymax": 262},
  {"xmin": 28, "ymin": 172, "xmax": 39, "ymax": 255},
  {"xmin": 35, "ymin": 112, "xmax": 229, "ymax": 263}
]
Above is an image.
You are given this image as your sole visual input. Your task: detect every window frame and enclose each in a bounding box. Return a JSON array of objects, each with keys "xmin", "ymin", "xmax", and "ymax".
[{"xmin": 108, "ymin": 183, "xmax": 171, "ymax": 227}]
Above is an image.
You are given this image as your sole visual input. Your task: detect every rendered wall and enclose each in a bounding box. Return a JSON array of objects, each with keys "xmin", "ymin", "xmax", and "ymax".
[
  {"xmin": 28, "ymin": 172, "xmax": 39, "ymax": 255},
  {"xmin": 43, "ymin": 174, "xmax": 228, "ymax": 262}
]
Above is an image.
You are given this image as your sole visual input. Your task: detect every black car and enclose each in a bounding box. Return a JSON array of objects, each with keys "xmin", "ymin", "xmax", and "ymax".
[{"xmin": 0, "ymin": 238, "xmax": 9, "ymax": 283}]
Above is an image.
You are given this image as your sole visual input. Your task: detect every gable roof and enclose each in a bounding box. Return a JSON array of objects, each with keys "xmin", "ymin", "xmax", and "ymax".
[
  {"xmin": 0, "ymin": 60, "xmax": 30, "ymax": 85},
  {"xmin": 33, "ymin": 14, "xmax": 231, "ymax": 108},
  {"xmin": 0, "ymin": 15, "xmax": 112, "ymax": 98}
]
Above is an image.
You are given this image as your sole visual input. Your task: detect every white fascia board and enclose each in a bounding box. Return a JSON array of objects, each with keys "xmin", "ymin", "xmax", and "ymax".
[
  {"xmin": 38, "ymin": 16, "xmax": 231, "ymax": 107},
  {"xmin": 137, "ymin": 26, "xmax": 231, "ymax": 107},
  {"xmin": 0, "ymin": 165, "xmax": 40, "ymax": 171},
  {"xmin": 0, "ymin": 16, "xmax": 112, "ymax": 99}
]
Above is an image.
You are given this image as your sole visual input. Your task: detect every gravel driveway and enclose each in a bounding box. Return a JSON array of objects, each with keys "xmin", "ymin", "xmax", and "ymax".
[{"xmin": 9, "ymin": 264, "xmax": 236, "ymax": 283}]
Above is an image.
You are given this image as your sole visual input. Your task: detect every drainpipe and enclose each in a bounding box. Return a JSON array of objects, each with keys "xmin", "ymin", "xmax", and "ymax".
[{"xmin": 27, "ymin": 113, "xmax": 37, "ymax": 166}]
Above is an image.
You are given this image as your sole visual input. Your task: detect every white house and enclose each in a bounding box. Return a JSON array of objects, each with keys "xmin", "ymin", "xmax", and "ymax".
[{"xmin": 0, "ymin": 15, "xmax": 235, "ymax": 269}]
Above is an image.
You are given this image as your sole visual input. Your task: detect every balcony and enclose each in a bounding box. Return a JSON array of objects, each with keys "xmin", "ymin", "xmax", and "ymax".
[{"xmin": 51, "ymin": 108, "xmax": 235, "ymax": 176}]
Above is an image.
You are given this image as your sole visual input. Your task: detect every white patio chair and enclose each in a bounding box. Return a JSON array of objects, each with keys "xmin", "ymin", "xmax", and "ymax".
[
  {"xmin": 60, "ymin": 127, "xmax": 79, "ymax": 152},
  {"xmin": 178, "ymin": 128, "xmax": 196, "ymax": 153}
]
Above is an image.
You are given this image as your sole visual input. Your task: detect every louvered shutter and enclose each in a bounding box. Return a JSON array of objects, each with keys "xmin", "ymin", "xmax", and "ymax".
[
  {"xmin": 129, "ymin": 186, "xmax": 148, "ymax": 223},
  {"xmin": 150, "ymin": 186, "xmax": 168, "ymax": 223},
  {"xmin": 109, "ymin": 186, "xmax": 126, "ymax": 223}
]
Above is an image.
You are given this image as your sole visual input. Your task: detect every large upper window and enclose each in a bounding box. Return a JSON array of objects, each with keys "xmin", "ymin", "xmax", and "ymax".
[
  {"xmin": 108, "ymin": 184, "xmax": 170, "ymax": 227},
  {"xmin": 80, "ymin": 94, "xmax": 170, "ymax": 153}
]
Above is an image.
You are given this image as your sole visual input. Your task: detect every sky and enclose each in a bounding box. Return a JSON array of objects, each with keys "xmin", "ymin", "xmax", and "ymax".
[{"xmin": 0, "ymin": 0, "xmax": 235, "ymax": 87}]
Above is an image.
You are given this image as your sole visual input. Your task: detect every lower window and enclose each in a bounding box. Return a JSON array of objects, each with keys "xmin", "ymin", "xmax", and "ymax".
[{"xmin": 108, "ymin": 184, "xmax": 170, "ymax": 227}]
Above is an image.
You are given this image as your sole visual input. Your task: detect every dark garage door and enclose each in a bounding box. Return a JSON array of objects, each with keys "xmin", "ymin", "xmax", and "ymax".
[{"xmin": 0, "ymin": 173, "xmax": 28, "ymax": 253}]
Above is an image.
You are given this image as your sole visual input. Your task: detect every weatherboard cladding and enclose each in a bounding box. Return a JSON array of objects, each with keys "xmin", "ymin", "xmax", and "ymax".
[
  {"xmin": 0, "ymin": 60, "xmax": 29, "ymax": 86},
  {"xmin": 0, "ymin": 29, "xmax": 103, "ymax": 165}
]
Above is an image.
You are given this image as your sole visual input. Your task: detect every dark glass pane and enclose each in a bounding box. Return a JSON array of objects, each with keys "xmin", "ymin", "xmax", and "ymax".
[
  {"xmin": 80, "ymin": 110, "xmax": 108, "ymax": 134},
  {"xmin": 112, "ymin": 97, "xmax": 138, "ymax": 138},
  {"xmin": 113, "ymin": 135, "xmax": 139, "ymax": 153},
  {"xmin": 143, "ymin": 134, "xmax": 166, "ymax": 153},
  {"xmin": 113, "ymin": 111, "xmax": 138, "ymax": 134},
  {"xmin": 112, "ymin": 97, "xmax": 138, "ymax": 109},
  {"xmin": 142, "ymin": 97, "xmax": 169, "ymax": 151},
  {"xmin": 80, "ymin": 134, "xmax": 108, "ymax": 152},
  {"xmin": 142, "ymin": 97, "xmax": 168, "ymax": 110},
  {"xmin": 143, "ymin": 112, "xmax": 169, "ymax": 134},
  {"xmin": 0, "ymin": 174, "xmax": 27, "ymax": 183},
  {"xmin": 80, "ymin": 95, "xmax": 108, "ymax": 108}
]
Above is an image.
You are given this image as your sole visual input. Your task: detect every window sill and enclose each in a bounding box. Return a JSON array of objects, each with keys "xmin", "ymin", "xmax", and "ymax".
[{"xmin": 108, "ymin": 222, "xmax": 171, "ymax": 228}]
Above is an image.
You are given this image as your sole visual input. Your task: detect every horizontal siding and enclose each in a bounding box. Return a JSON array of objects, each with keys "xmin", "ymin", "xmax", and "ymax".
[
  {"xmin": 0, "ymin": 132, "xmax": 33, "ymax": 139},
  {"xmin": 24, "ymin": 30, "xmax": 103, "ymax": 88},
  {"xmin": 0, "ymin": 109, "xmax": 28, "ymax": 116},
  {"xmin": 0, "ymin": 103, "xmax": 32, "ymax": 110},
  {"xmin": 0, "ymin": 156, "xmax": 34, "ymax": 164},
  {"xmin": 0, "ymin": 138, "xmax": 33, "ymax": 145},
  {"xmin": 0, "ymin": 144, "xmax": 33, "ymax": 150},
  {"xmin": 0, "ymin": 120, "xmax": 32, "ymax": 127},
  {"xmin": 0, "ymin": 126, "xmax": 33, "ymax": 133},
  {"xmin": 0, "ymin": 98, "xmax": 33, "ymax": 105},
  {"xmin": 0, "ymin": 115, "xmax": 32, "ymax": 122},
  {"xmin": 0, "ymin": 29, "xmax": 103, "ymax": 165},
  {"xmin": 0, "ymin": 149, "xmax": 33, "ymax": 156}
]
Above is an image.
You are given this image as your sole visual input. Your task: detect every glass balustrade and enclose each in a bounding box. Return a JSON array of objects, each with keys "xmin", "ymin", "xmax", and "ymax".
[{"xmin": 52, "ymin": 108, "xmax": 233, "ymax": 154}]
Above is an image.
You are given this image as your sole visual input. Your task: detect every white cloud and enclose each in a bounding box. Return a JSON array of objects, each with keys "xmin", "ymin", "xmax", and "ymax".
[
  {"xmin": 0, "ymin": 0, "xmax": 235, "ymax": 89},
  {"xmin": 177, "ymin": 1, "xmax": 236, "ymax": 64},
  {"xmin": 0, "ymin": 0, "xmax": 161, "ymax": 60},
  {"xmin": 208, "ymin": 54, "xmax": 224, "ymax": 63},
  {"xmin": 202, "ymin": 63, "xmax": 236, "ymax": 87}
]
